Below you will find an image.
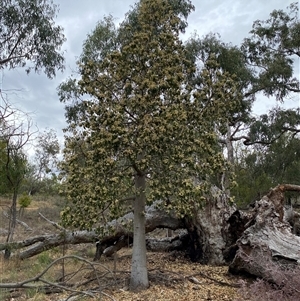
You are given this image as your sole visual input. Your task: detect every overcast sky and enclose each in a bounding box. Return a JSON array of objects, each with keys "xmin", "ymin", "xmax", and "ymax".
[{"xmin": 1, "ymin": 0, "xmax": 298, "ymax": 150}]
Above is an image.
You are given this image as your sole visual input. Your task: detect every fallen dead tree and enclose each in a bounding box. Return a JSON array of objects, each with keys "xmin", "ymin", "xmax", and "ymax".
[
  {"xmin": 0, "ymin": 186, "xmax": 250, "ymax": 265},
  {"xmin": 0, "ymin": 201, "xmax": 185, "ymax": 260},
  {"xmin": 229, "ymin": 184, "xmax": 300, "ymax": 282},
  {"xmin": 1, "ymin": 187, "xmax": 235, "ymax": 264},
  {"xmin": 96, "ymin": 186, "xmax": 237, "ymax": 264},
  {"xmin": 2, "ymin": 183, "xmax": 300, "ymax": 287}
]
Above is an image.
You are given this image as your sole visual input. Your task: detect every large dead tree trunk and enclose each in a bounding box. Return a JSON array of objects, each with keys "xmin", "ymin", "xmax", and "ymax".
[
  {"xmin": 0, "ymin": 187, "xmax": 236, "ymax": 264},
  {"xmin": 0, "ymin": 186, "xmax": 239, "ymax": 266},
  {"xmin": 184, "ymin": 186, "xmax": 237, "ymax": 264},
  {"xmin": 94, "ymin": 186, "xmax": 237, "ymax": 264},
  {"xmin": 229, "ymin": 184, "xmax": 300, "ymax": 281}
]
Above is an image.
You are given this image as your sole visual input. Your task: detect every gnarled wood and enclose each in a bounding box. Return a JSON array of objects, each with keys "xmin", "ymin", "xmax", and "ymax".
[
  {"xmin": 229, "ymin": 184, "xmax": 300, "ymax": 282},
  {"xmin": 185, "ymin": 186, "xmax": 237, "ymax": 264}
]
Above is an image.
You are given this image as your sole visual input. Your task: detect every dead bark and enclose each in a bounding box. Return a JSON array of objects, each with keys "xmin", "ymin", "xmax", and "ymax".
[
  {"xmin": 146, "ymin": 230, "xmax": 189, "ymax": 252},
  {"xmin": 0, "ymin": 186, "xmax": 238, "ymax": 266},
  {"xmin": 229, "ymin": 184, "xmax": 300, "ymax": 281},
  {"xmin": 184, "ymin": 186, "xmax": 237, "ymax": 264},
  {"xmin": 1, "ymin": 202, "xmax": 184, "ymax": 260}
]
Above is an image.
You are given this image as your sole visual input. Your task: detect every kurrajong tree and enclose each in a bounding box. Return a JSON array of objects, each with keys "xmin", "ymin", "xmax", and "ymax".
[
  {"xmin": 0, "ymin": 0, "xmax": 65, "ymax": 78},
  {"xmin": 60, "ymin": 0, "xmax": 240, "ymax": 291}
]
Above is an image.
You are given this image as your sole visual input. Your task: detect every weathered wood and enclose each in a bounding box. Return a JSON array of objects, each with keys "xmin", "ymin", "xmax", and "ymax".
[
  {"xmin": 185, "ymin": 186, "xmax": 237, "ymax": 264},
  {"xmin": 229, "ymin": 184, "xmax": 300, "ymax": 281},
  {"xmin": 146, "ymin": 230, "xmax": 189, "ymax": 252},
  {"xmin": 0, "ymin": 187, "xmax": 238, "ymax": 265},
  {"xmin": 4, "ymin": 182, "xmax": 300, "ymax": 284},
  {"xmin": 1, "ymin": 201, "xmax": 185, "ymax": 260}
]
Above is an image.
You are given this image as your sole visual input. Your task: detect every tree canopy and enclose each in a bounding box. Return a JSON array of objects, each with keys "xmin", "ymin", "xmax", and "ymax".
[
  {"xmin": 0, "ymin": 0, "xmax": 65, "ymax": 78},
  {"xmin": 242, "ymin": 2, "xmax": 300, "ymax": 100}
]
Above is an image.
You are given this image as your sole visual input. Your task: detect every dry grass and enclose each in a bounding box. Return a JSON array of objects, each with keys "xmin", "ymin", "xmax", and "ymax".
[
  {"xmin": 1, "ymin": 248, "xmax": 241, "ymax": 301},
  {"xmin": 0, "ymin": 195, "xmax": 65, "ymax": 241},
  {"xmin": 0, "ymin": 195, "xmax": 243, "ymax": 301}
]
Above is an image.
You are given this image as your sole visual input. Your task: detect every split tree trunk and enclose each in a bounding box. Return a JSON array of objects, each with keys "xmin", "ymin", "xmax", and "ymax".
[{"xmin": 185, "ymin": 186, "xmax": 237, "ymax": 264}]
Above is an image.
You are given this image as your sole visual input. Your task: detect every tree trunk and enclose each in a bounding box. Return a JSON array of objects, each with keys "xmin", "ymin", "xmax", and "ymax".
[
  {"xmin": 5, "ymin": 190, "xmax": 18, "ymax": 259},
  {"xmin": 130, "ymin": 173, "xmax": 149, "ymax": 291},
  {"xmin": 221, "ymin": 124, "xmax": 234, "ymax": 196},
  {"xmin": 185, "ymin": 186, "xmax": 237, "ymax": 264}
]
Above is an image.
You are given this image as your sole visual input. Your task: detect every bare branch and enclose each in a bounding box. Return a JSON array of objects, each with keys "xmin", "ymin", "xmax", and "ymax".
[{"xmin": 0, "ymin": 255, "xmax": 117, "ymax": 300}]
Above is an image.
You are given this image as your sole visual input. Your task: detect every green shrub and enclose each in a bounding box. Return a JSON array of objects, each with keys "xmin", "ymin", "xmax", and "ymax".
[{"xmin": 18, "ymin": 193, "xmax": 32, "ymax": 208}]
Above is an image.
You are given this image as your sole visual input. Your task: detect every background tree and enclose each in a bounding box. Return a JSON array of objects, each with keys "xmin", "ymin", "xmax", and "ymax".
[
  {"xmin": 0, "ymin": 0, "xmax": 65, "ymax": 78},
  {"xmin": 60, "ymin": 0, "xmax": 239, "ymax": 291},
  {"xmin": 185, "ymin": 3, "xmax": 300, "ymax": 199},
  {"xmin": 0, "ymin": 104, "xmax": 32, "ymax": 258},
  {"xmin": 184, "ymin": 33, "xmax": 253, "ymax": 193},
  {"xmin": 23, "ymin": 129, "xmax": 60, "ymax": 195},
  {"xmin": 231, "ymin": 2, "xmax": 300, "ymax": 205},
  {"xmin": 233, "ymin": 133, "xmax": 300, "ymax": 207},
  {"xmin": 242, "ymin": 2, "xmax": 300, "ymax": 100}
]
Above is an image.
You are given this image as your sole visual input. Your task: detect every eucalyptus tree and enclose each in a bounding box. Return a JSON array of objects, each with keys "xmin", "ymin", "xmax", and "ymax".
[
  {"xmin": 242, "ymin": 2, "xmax": 300, "ymax": 100},
  {"xmin": 0, "ymin": 0, "xmax": 65, "ymax": 78},
  {"xmin": 237, "ymin": 2, "xmax": 300, "ymax": 146},
  {"xmin": 23, "ymin": 129, "xmax": 60, "ymax": 195},
  {"xmin": 185, "ymin": 34, "xmax": 253, "ymax": 193},
  {"xmin": 233, "ymin": 2, "xmax": 300, "ymax": 202},
  {"xmin": 233, "ymin": 133, "xmax": 300, "ymax": 207},
  {"xmin": 60, "ymin": 0, "xmax": 239, "ymax": 291},
  {"xmin": 185, "ymin": 3, "xmax": 300, "ymax": 196}
]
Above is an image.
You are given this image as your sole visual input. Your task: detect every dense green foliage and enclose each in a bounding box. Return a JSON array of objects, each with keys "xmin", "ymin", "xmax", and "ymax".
[
  {"xmin": 60, "ymin": 0, "xmax": 240, "ymax": 231},
  {"xmin": 18, "ymin": 192, "xmax": 32, "ymax": 208},
  {"xmin": 233, "ymin": 134, "xmax": 300, "ymax": 207}
]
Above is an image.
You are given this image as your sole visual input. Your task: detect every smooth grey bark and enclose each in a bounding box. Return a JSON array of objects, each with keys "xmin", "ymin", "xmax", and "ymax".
[{"xmin": 130, "ymin": 173, "xmax": 149, "ymax": 291}]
